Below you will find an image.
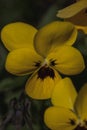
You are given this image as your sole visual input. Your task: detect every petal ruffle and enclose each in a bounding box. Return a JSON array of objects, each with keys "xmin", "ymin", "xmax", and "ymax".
[
  {"xmin": 25, "ymin": 68, "xmax": 61, "ymax": 99},
  {"xmin": 44, "ymin": 106, "xmax": 77, "ymax": 130},
  {"xmin": 75, "ymin": 83, "xmax": 87, "ymax": 120},
  {"xmin": 47, "ymin": 45, "xmax": 85, "ymax": 75},
  {"xmin": 52, "ymin": 78, "xmax": 77, "ymax": 110},
  {"xmin": 1, "ymin": 22, "xmax": 37, "ymax": 51},
  {"xmin": 5, "ymin": 48, "xmax": 43, "ymax": 75},
  {"xmin": 34, "ymin": 21, "xmax": 77, "ymax": 57},
  {"xmin": 57, "ymin": 0, "xmax": 87, "ymax": 18}
]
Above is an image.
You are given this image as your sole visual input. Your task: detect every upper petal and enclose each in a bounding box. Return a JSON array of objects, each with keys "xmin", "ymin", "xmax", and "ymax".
[
  {"xmin": 47, "ymin": 45, "xmax": 85, "ymax": 75},
  {"xmin": 25, "ymin": 68, "xmax": 61, "ymax": 99},
  {"xmin": 5, "ymin": 48, "xmax": 43, "ymax": 76},
  {"xmin": 34, "ymin": 21, "xmax": 77, "ymax": 57},
  {"xmin": 51, "ymin": 78, "xmax": 77, "ymax": 110},
  {"xmin": 1, "ymin": 22, "xmax": 37, "ymax": 51},
  {"xmin": 65, "ymin": 9, "xmax": 87, "ymax": 28},
  {"xmin": 75, "ymin": 83, "xmax": 87, "ymax": 120},
  {"xmin": 57, "ymin": 0, "xmax": 87, "ymax": 18},
  {"xmin": 44, "ymin": 106, "xmax": 77, "ymax": 130},
  {"xmin": 57, "ymin": 0, "xmax": 87, "ymax": 28}
]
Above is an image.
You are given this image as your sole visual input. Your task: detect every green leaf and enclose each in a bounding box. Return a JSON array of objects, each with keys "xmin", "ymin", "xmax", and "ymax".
[{"xmin": 0, "ymin": 76, "xmax": 28, "ymax": 92}]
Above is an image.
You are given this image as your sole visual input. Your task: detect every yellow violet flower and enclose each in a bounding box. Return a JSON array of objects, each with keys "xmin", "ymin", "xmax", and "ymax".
[
  {"xmin": 1, "ymin": 21, "xmax": 85, "ymax": 99},
  {"xmin": 57, "ymin": 0, "xmax": 87, "ymax": 34},
  {"xmin": 44, "ymin": 78, "xmax": 87, "ymax": 130}
]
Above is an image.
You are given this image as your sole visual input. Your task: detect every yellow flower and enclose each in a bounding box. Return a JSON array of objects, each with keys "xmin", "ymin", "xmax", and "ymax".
[
  {"xmin": 44, "ymin": 78, "xmax": 87, "ymax": 130},
  {"xmin": 57, "ymin": 0, "xmax": 87, "ymax": 34},
  {"xmin": 1, "ymin": 21, "xmax": 85, "ymax": 99}
]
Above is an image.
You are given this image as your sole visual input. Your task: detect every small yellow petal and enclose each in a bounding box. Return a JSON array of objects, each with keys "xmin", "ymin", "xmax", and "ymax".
[
  {"xmin": 5, "ymin": 48, "xmax": 43, "ymax": 76},
  {"xmin": 47, "ymin": 45, "xmax": 85, "ymax": 75},
  {"xmin": 44, "ymin": 106, "xmax": 77, "ymax": 130},
  {"xmin": 34, "ymin": 21, "xmax": 77, "ymax": 57},
  {"xmin": 1, "ymin": 22, "xmax": 37, "ymax": 51},
  {"xmin": 25, "ymin": 68, "xmax": 61, "ymax": 99},
  {"xmin": 65, "ymin": 8, "xmax": 87, "ymax": 27},
  {"xmin": 52, "ymin": 78, "xmax": 77, "ymax": 110},
  {"xmin": 57, "ymin": 0, "xmax": 87, "ymax": 27},
  {"xmin": 57, "ymin": 0, "xmax": 87, "ymax": 18},
  {"xmin": 75, "ymin": 83, "xmax": 87, "ymax": 120}
]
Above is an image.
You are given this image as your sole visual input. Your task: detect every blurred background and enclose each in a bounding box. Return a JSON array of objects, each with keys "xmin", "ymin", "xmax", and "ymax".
[{"xmin": 0, "ymin": 0, "xmax": 87, "ymax": 130}]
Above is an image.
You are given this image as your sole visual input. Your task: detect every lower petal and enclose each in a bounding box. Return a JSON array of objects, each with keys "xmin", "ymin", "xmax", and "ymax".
[
  {"xmin": 25, "ymin": 69, "xmax": 61, "ymax": 99},
  {"xmin": 75, "ymin": 83, "xmax": 87, "ymax": 120},
  {"xmin": 52, "ymin": 78, "xmax": 77, "ymax": 110},
  {"xmin": 44, "ymin": 106, "xmax": 77, "ymax": 130}
]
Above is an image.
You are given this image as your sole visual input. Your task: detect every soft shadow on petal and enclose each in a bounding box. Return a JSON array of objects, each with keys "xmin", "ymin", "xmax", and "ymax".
[
  {"xmin": 25, "ymin": 68, "xmax": 61, "ymax": 99},
  {"xmin": 34, "ymin": 21, "xmax": 77, "ymax": 57},
  {"xmin": 1, "ymin": 22, "xmax": 37, "ymax": 51},
  {"xmin": 52, "ymin": 78, "xmax": 77, "ymax": 110},
  {"xmin": 44, "ymin": 106, "xmax": 77, "ymax": 130},
  {"xmin": 5, "ymin": 48, "xmax": 43, "ymax": 76},
  {"xmin": 47, "ymin": 45, "xmax": 85, "ymax": 75},
  {"xmin": 75, "ymin": 83, "xmax": 87, "ymax": 120}
]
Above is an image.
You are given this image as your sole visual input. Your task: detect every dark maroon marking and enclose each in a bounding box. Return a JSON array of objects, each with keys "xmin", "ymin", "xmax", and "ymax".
[
  {"xmin": 50, "ymin": 59, "xmax": 57, "ymax": 66},
  {"xmin": 68, "ymin": 119, "xmax": 87, "ymax": 130},
  {"xmin": 69, "ymin": 119, "xmax": 87, "ymax": 130},
  {"xmin": 34, "ymin": 61, "xmax": 41, "ymax": 67},
  {"xmin": 69, "ymin": 119, "xmax": 76, "ymax": 125},
  {"xmin": 85, "ymin": 9, "xmax": 87, "ymax": 14},
  {"xmin": 74, "ymin": 125, "xmax": 87, "ymax": 130},
  {"xmin": 84, "ymin": 120, "xmax": 87, "ymax": 126},
  {"xmin": 37, "ymin": 67, "xmax": 55, "ymax": 80}
]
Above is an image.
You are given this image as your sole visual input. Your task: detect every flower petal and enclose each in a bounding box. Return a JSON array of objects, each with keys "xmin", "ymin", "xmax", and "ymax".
[
  {"xmin": 52, "ymin": 78, "xmax": 77, "ymax": 110},
  {"xmin": 34, "ymin": 21, "xmax": 77, "ymax": 57},
  {"xmin": 65, "ymin": 9, "xmax": 87, "ymax": 27},
  {"xmin": 1, "ymin": 22, "xmax": 37, "ymax": 51},
  {"xmin": 47, "ymin": 45, "xmax": 85, "ymax": 75},
  {"xmin": 5, "ymin": 48, "xmax": 43, "ymax": 75},
  {"xmin": 44, "ymin": 106, "xmax": 77, "ymax": 130},
  {"xmin": 25, "ymin": 68, "xmax": 61, "ymax": 99},
  {"xmin": 75, "ymin": 83, "xmax": 87, "ymax": 120},
  {"xmin": 57, "ymin": 0, "xmax": 87, "ymax": 18}
]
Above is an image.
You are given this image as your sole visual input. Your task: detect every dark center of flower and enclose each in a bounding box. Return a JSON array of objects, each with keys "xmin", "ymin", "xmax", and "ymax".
[
  {"xmin": 85, "ymin": 9, "xmax": 87, "ymax": 14},
  {"xmin": 37, "ymin": 66, "xmax": 55, "ymax": 80},
  {"xmin": 84, "ymin": 120, "xmax": 87, "ymax": 126},
  {"xmin": 69, "ymin": 119, "xmax": 87, "ymax": 130},
  {"xmin": 70, "ymin": 119, "xmax": 76, "ymax": 125},
  {"xmin": 74, "ymin": 125, "xmax": 87, "ymax": 130}
]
